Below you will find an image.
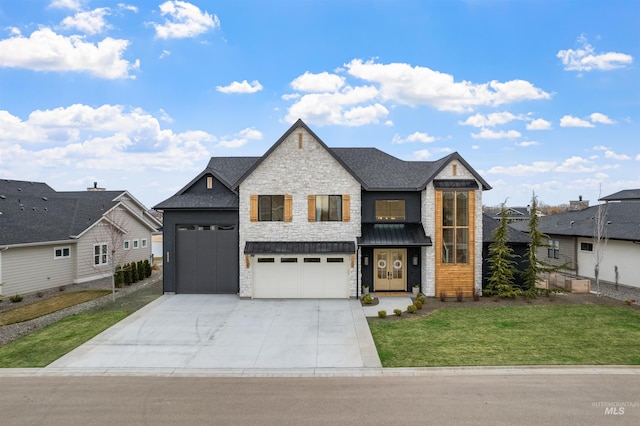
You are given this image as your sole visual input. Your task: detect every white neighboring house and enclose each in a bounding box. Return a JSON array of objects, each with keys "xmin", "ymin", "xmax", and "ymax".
[
  {"xmin": 511, "ymin": 189, "xmax": 640, "ymax": 301},
  {"xmin": 0, "ymin": 180, "xmax": 162, "ymax": 297}
]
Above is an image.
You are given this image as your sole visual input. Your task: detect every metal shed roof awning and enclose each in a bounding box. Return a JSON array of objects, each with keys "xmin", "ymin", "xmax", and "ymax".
[
  {"xmin": 358, "ymin": 223, "xmax": 432, "ymax": 247},
  {"xmin": 433, "ymin": 179, "xmax": 479, "ymax": 189},
  {"xmin": 244, "ymin": 241, "xmax": 356, "ymax": 255}
]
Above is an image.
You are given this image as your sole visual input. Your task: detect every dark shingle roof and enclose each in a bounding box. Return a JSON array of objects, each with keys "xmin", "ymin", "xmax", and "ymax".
[
  {"xmin": 154, "ymin": 192, "xmax": 239, "ymax": 209},
  {"xmin": 0, "ymin": 180, "xmax": 127, "ymax": 246},
  {"xmin": 509, "ymin": 203, "xmax": 640, "ymax": 241},
  {"xmin": 482, "ymin": 214, "xmax": 531, "ymax": 244},
  {"xmin": 600, "ymin": 189, "xmax": 640, "ymax": 202}
]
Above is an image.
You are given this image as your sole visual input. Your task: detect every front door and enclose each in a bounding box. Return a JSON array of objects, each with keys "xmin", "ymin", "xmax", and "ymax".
[{"xmin": 374, "ymin": 249, "xmax": 407, "ymax": 291}]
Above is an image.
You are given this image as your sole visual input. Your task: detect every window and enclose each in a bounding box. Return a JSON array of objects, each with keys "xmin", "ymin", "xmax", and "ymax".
[
  {"xmin": 375, "ymin": 200, "xmax": 405, "ymax": 221},
  {"xmin": 327, "ymin": 257, "xmax": 344, "ymax": 263},
  {"xmin": 133, "ymin": 239, "xmax": 139, "ymax": 249},
  {"xmin": 316, "ymin": 195, "xmax": 342, "ymax": 221},
  {"xmin": 548, "ymin": 240, "xmax": 559, "ymax": 259},
  {"xmin": 257, "ymin": 258, "xmax": 275, "ymax": 263},
  {"xmin": 258, "ymin": 195, "xmax": 285, "ymax": 221},
  {"xmin": 54, "ymin": 246, "xmax": 70, "ymax": 259},
  {"xmin": 580, "ymin": 242, "xmax": 593, "ymax": 252},
  {"xmin": 206, "ymin": 176, "xmax": 213, "ymax": 189},
  {"xmin": 124, "ymin": 240, "xmax": 130, "ymax": 250},
  {"xmin": 94, "ymin": 244, "xmax": 108, "ymax": 266},
  {"xmin": 141, "ymin": 239, "xmax": 148, "ymax": 248},
  {"xmin": 304, "ymin": 258, "xmax": 321, "ymax": 263},
  {"xmin": 441, "ymin": 191, "xmax": 469, "ymax": 264},
  {"xmin": 280, "ymin": 257, "xmax": 298, "ymax": 263}
]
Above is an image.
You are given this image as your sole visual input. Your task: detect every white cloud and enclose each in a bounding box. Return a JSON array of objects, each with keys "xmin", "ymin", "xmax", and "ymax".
[
  {"xmin": 285, "ymin": 85, "xmax": 386, "ymax": 126},
  {"xmin": 291, "ymin": 71, "xmax": 345, "ymax": 92},
  {"xmin": 216, "ymin": 80, "xmax": 263, "ymax": 94},
  {"xmin": 61, "ymin": 8, "xmax": 111, "ymax": 35},
  {"xmin": 413, "ymin": 149, "xmax": 431, "ymax": 160},
  {"xmin": 526, "ymin": 118, "xmax": 552, "ymax": 130},
  {"xmin": 516, "ymin": 141, "xmax": 539, "ymax": 147},
  {"xmin": 558, "ymin": 35, "xmax": 633, "ymax": 72},
  {"xmin": 216, "ymin": 127, "xmax": 262, "ymax": 148},
  {"xmin": 555, "ymin": 156, "xmax": 595, "ymax": 172},
  {"xmin": 604, "ymin": 150, "xmax": 630, "ymax": 160},
  {"xmin": 636, "ymin": 154, "xmax": 640, "ymax": 160},
  {"xmin": 487, "ymin": 161, "xmax": 557, "ymax": 176},
  {"xmin": 0, "ymin": 104, "xmax": 215, "ymax": 173},
  {"xmin": 589, "ymin": 112, "xmax": 615, "ymax": 124},
  {"xmin": 459, "ymin": 112, "xmax": 518, "ymax": 127},
  {"xmin": 50, "ymin": 0, "xmax": 83, "ymax": 9},
  {"xmin": 593, "ymin": 145, "xmax": 609, "ymax": 151},
  {"xmin": 471, "ymin": 128, "xmax": 521, "ymax": 139},
  {"xmin": 0, "ymin": 28, "xmax": 139, "ymax": 79},
  {"xmin": 152, "ymin": 1, "xmax": 219, "ymax": 39},
  {"xmin": 560, "ymin": 115, "xmax": 594, "ymax": 128},
  {"xmin": 118, "ymin": 3, "xmax": 138, "ymax": 13},
  {"xmin": 345, "ymin": 59, "xmax": 550, "ymax": 112},
  {"xmin": 281, "ymin": 93, "xmax": 300, "ymax": 101},
  {"xmin": 471, "ymin": 145, "xmax": 480, "ymax": 150},
  {"xmin": 159, "ymin": 49, "xmax": 171, "ymax": 59},
  {"xmin": 392, "ymin": 131, "xmax": 437, "ymax": 144}
]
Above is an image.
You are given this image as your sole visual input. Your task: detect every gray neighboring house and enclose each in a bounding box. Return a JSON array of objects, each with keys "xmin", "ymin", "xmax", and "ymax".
[
  {"xmin": 156, "ymin": 119, "xmax": 492, "ymax": 298},
  {"xmin": 510, "ymin": 189, "xmax": 640, "ymax": 300},
  {"xmin": 0, "ymin": 180, "xmax": 162, "ymax": 297},
  {"xmin": 482, "ymin": 213, "xmax": 531, "ymax": 290}
]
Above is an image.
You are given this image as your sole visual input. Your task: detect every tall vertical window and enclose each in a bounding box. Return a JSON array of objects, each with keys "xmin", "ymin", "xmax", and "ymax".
[
  {"xmin": 442, "ymin": 191, "xmax": 469, "ymax": 264},
  {"xmin": 316, "ymin": 195, "xmax": 342, "ymax": 221},
  {"xmin": 94, "ymin": 244, "xmax": 108, "ymax": 266},
  {"xmin": 548, "ymin": 240, "xmax": 559, "ymax": 259},
  {"xmin": 258, "ymin": 195, "xmax": 284, "ymax": 221}
]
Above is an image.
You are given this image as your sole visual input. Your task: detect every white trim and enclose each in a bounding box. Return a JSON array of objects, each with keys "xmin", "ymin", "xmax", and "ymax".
[
  {"xmin": 124, "ymin": 240, "xmax": 130, "ymax": 250},
  {"xmin": 93, "ymin": 243, "xmax": 108, "ymax": 266},
  {"xmin": 53, "ymin": 246, "xmax": 71, "ymax": 260},
  {"xmin": 133, "ymin": 239, "xmax": 139, "ymax": 249},
  {"xmin": 2, "ymin": 239, "xmax": 78, "ymax": 249},
  {"xmin": 141, "ymin": 238, "xmax": 148, "ymax": 248}
]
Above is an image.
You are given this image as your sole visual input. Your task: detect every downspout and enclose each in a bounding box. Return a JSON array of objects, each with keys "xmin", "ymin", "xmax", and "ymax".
[{"xmin": 356, "ymin": 246, "xmax": 360, "ymax": 299}]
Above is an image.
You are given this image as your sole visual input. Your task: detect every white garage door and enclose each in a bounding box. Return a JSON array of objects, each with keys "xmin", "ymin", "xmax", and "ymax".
[{"xmin": 253, "ymin": 255, "xmax": 349, "ymax": 298}]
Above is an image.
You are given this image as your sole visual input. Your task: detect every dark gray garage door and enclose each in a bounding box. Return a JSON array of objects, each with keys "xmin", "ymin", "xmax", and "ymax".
[{"xmin": 176, "ymin": 225, "xmax": 238, "ymax": 294}]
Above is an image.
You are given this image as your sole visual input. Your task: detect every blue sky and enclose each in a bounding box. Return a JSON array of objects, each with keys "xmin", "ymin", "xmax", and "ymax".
[{"xmin": 0, "ymin": 0, "xmax": 638, "ymax": 209}]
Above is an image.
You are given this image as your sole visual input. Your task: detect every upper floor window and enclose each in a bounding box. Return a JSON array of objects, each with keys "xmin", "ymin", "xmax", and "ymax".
[
  {"xmin": 141, "ymin": 238, "xmax": 148, "ymax": 248},
  {"xmin": 133, "ymin": 239, "xmax": 139, "ymax": 249},
  {"xmin": 124, "ymin": 240, "xmax": 130, "ymax": 250},
  {"xmin": 54, "ymin": 246, "xmax": 70, "ymax": 259},
  {"xmin": 259, "ymin": 195, "xmax": 285, "ymax": 221},
  {"xmin": 441, "ymin": 191, "xmax": 469, "ymax": 264},
  {"xmin": 375, "ymin": 200, "xmax": 405, "ymax": 221},
  {"xmin": 315, "ymin": 195, "xmax": 342, "ymax": 221},
  {"xmin": 580, "ymin": 242, "xmax": 593, "ymax": 252},
  {"xmin": 94, "ymin": 244, "xmax": 108, "ymax": 266}
]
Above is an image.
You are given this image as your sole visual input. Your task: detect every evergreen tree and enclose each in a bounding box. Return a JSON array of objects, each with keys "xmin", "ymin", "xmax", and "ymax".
[
  {"xmin": 486, "ymin": 202, "xmax": 521, "ymax": 298},
  {"xmin": 521, "ymin": 192, "xmax": 563, "ymax": 298},
  {"xmin": 131, "ymin": 261, "xmax": 138, "ymax": 283}
]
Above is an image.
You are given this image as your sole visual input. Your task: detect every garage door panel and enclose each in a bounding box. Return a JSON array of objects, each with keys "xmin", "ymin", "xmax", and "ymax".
[{"xmin": 254, "ymin": 255, "xmax": 349, "ymax": 299}]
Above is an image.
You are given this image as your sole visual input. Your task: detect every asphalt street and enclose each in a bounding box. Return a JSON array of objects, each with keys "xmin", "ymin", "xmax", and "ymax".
[{"xmin": 1, "ymin": 372, "xmax": 639, "ymax": 425}]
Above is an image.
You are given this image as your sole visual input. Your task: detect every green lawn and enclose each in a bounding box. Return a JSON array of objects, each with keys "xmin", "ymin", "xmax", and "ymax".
[
  {"xmin": 0, "ymin": 312, "xmax": 128, "ymax": 367},
  {"xmin": 369, "ymin": 305, "xmax": 640, "ymax": 367}
]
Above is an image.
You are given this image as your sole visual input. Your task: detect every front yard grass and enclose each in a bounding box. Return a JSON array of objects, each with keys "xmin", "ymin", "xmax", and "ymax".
[{"xmin": 369, "ymin": 305, "xmax": 640, "ymax": 367}]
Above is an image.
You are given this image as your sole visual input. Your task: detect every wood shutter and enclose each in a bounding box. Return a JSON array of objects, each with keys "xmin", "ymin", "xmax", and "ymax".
[
  {"xmin": 342, "ymin": 194, "xmax": 350, "ymax": 222},
  {"xmin": 250, "ymin": 195, "xmax": 258, "ymax": 222},
  {"xmin": 308, "ymin": 195, "xmax": 316, "ymax": 222},
  {"xmin": 284, "ymin": 195, "xmax": 292, "ymax": 222}
]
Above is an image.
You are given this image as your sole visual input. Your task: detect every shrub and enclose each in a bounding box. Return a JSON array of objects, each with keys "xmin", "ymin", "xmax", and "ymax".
[
  {"xmin": 407, "ymin": 304, "xmax": 417, "ymax": 314},
  {"xmin": 137, "ymin": 261, "xmax": 144, "ymax": 279},
  {"xmin": 143, "ymin": 259, "xmax": 152, "ymax": 278},
  {"xmin": 10, "ymin": 294, "xmax": 23, "ymax": 303},
  {"xmin": 124, "ymin": 264, "xmax": 132, "ymax": 285},
  {"xmin": 131, "ymin": 262, "xmax": 138, "ymax": 283},
  {"xmin": 456, "ymin": 287, "xmax": 464, "ymax": 302},
  {"xmin": 378, "ymin": 310, "xmax": 387, "ymax": 319},
  {"xmin": 416, "ymin": 293, "xmax": 426, "ymax": 303},
  {"xmin": 439, "ymin": 290, "xmax": 447, "ymax": 302},
  {"xmin": 362, "ymin": 293, "xmax": 373, "ymax": 305},
  {"xmin": 394, "ymin": 308, "xmax": 402, "ymax": 316},
  {"xmin": 114, "ymin": 266, "xmax": 125, "ymax": 288},
  {"xmin": 414, "ymin": 299, "xmax": 423, "ymax": 310}
]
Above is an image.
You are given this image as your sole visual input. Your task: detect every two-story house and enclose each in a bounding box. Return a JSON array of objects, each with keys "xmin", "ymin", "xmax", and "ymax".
[{"xmin": 155, "ymin": 120, "xmax": 491, "ymax": 298}]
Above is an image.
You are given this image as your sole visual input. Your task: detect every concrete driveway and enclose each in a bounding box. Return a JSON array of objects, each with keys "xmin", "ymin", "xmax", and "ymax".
[{"xmin": 48, "ymin": 295, "xmax": 381, "ymax": 370}]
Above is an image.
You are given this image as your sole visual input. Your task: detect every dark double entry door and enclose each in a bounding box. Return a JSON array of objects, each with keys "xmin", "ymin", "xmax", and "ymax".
[{"xmin": 176, "ymin": 225, "xmax": 238, "ymax": 294}]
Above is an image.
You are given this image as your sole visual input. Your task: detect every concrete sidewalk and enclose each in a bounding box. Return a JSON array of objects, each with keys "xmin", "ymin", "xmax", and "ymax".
[{"xmin": 47, "ymin": 295, "xmax": 381, "ymax": 370}]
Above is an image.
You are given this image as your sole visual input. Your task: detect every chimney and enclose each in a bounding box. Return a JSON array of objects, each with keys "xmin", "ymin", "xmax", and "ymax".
[
  {"xmin": 569, "ymin": 195, "xmax": 589, "ymax": 211},
  {"xmin": 87, "ymin": 181, "xmax": 105, "ymax": 191}
]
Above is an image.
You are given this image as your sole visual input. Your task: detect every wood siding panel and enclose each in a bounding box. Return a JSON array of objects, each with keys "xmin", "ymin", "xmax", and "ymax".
[
  {"xmin": 308, "ymin": 195, "xmax": 316, "ymax": 222},
  {"xmin": 435, "ymin": 190, "xmax": 476, "ymax": 297},
  {"xmin": 342, "ymin": 194, "xmax": 350, "ymax": 222},
  {"xmin": 284, "ymin": 195, "xmax": 293, "ymax": 222},
  {"xmin": 250, "ymin": 195, "xmax": 258, "ymax": 222}
]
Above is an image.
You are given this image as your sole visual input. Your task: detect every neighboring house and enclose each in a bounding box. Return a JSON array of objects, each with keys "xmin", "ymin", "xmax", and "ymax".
[
  {"xmin": 0, "ymin": 180, "xmax": 162, "ymax": 297},
  {"xmin": 156, "ymin": 120, "xmax": 491, "ymax": 298},
  {"xmin": 488, "ymin": 206, "xmax": 543, "ymax": 223},
  {"xmin": 510, "ymin": 190, "xmax": 640, "ymax": 300},
  {"xmin": 482, "ymin": 213, "xmax": 531, "ymax": 290}
]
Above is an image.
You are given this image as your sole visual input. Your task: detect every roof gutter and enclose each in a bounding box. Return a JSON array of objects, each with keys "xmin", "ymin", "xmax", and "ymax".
[{"xmin": 0, "ymin": 239, "xmax": 79, "ymax": 249}]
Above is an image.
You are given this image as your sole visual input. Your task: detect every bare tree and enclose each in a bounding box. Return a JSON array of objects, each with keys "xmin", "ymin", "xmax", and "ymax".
[
  {"xmin": 593, "ymin": 188, "xmax": 609, "ymax": 296},
  {"xmin": 90, "ymin": 207, "xmax": 132, "ymax": 301}
]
